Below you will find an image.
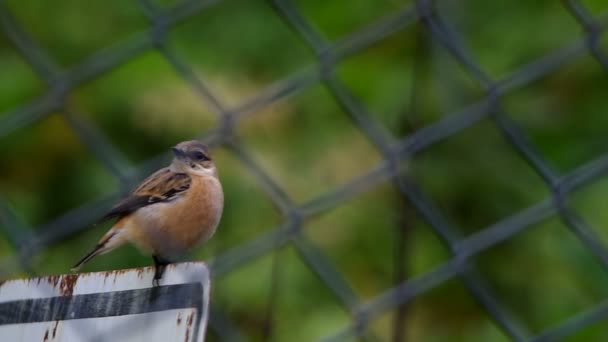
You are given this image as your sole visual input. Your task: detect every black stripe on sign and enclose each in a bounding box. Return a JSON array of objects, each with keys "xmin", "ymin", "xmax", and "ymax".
[{"xmin": 0, "ymin": 283, "xmax": 203, "ymax": 325}]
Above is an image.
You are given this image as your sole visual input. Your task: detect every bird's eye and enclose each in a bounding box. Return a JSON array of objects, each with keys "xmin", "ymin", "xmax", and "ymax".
[{"xmin": 193, "ymin": 151, "xmax": 206, "ymax": 160}]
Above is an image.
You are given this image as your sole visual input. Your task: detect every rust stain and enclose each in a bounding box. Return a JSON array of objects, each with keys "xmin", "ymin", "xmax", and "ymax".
[
  {"xmin": 43, "ymin": 329, "xmax": 49, "ymax": 342},
  {"xmin": 184, "ymin": 312, "xmax": 194, "ymax": 342},
  {"xmin": 46, "ymin": 275, "xmax": 60, "ymax": 287},
  {"xmin": 58, "ymin": 274, "xmax": 79, "ymax": 296},
  {"xmin": 136, "ymin": 268, "xmax": 146, "ymax": 278},
  {"xmin": 177, "ymin": 312, "xmax": 182, "ymax": 325},
  {"xmin": 52, "ymin": 321, "xmax": 59, "ymax": 338},
  {"xmin": 102, "ymin": 271, "xmax": 112, "ymax": 285},
  {"xmin": 115, "ymin": 269, "xmax": 130, "ymax": 276},
  {"xmin": 186, "ymin": 312, "xmax": 194, "ymax": 326},
  {"xmin": 112, "ymin": 269, "xmax": 131, "ymax": 283}
]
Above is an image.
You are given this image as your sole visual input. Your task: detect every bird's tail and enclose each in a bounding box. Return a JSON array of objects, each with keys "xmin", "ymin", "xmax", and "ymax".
[
  {"xmin": 71, "ymin": 244, "xmax": 105, "ymax": 272},
  {"xmin": 71, "ymin": 228, "xmax": 127, "ymax": 272}
]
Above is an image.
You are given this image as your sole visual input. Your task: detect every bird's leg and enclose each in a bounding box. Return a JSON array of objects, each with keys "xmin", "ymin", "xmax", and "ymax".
[{"xmin": 152, "ymin": 255, "xmax": 170, "ymax": 287}]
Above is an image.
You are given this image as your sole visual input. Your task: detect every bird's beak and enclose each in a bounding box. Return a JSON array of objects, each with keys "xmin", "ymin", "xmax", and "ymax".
[{"xmin": 171, "ymin": 147, "xmax": 187, "ymax": 158}]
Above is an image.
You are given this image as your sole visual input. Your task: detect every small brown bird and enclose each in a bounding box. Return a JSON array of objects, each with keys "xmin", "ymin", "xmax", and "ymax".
[{"xmin": 72, "ymin": 140, "xmax": 224, "ymax": 286}]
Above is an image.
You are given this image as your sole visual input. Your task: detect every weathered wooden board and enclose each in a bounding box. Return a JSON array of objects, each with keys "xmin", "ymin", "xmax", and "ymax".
[{"xmin": 0, "ymin": 262, "xmax": 210, "ymax": 342}]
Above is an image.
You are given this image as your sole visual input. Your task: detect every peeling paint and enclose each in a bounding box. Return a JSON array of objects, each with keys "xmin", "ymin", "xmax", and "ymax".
[{"xmin": 1, "ymin": 262, "xmax": 210, "ymax": 342}]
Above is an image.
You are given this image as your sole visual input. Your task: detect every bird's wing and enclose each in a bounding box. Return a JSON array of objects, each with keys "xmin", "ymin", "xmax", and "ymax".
[{"xmin": 99, "ymin": 168, "xmax": 191, "ymax": 223}]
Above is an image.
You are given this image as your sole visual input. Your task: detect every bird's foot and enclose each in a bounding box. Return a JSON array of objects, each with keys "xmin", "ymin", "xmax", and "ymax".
[{"xmin": 152, "ymin": 255, "xmax": 169, "ymax": 287}]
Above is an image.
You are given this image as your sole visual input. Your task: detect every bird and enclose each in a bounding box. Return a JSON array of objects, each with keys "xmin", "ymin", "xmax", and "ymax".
[{"xmin": 72, "ymin": 140, "xmax": 224, "ymax": 286}]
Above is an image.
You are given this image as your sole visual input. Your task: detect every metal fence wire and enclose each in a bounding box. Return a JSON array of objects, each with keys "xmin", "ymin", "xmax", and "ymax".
[{"xmin": 2, "ymin": 0, "xmax": 608, "ymax": 341}]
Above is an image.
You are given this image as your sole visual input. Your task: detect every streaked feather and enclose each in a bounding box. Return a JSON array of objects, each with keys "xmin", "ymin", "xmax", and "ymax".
[{"xmin": 99, "ymin": 168, "xmax": 191, "ymax": 223}]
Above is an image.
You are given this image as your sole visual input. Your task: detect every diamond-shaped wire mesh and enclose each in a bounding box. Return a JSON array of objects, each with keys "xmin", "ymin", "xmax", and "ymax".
[{"xmin": 2, "ymin": 0, "xmax": 608, "ymax": 341}]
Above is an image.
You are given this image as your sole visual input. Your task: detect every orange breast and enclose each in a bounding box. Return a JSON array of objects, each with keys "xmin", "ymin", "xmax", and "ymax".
[{"xmin": 128, "ymin": 175, "xmax": 224, "ymax": 258}]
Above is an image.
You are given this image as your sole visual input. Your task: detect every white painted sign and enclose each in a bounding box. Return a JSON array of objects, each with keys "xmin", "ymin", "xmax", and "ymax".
[{"xmin": 0, "ymin": 262, "xmax": 210, "ymax": 342}]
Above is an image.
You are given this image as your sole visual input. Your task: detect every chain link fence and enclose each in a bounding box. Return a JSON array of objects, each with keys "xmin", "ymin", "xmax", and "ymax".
[{"xmin": 2, "ymin": 0, "xmax": 608, "ymax": 340}]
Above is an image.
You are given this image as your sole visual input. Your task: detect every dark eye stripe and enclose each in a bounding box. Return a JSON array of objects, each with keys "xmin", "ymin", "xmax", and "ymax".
[{"xmin": 190, "ymin": 151, "xmax": 208, "ymax": 161}]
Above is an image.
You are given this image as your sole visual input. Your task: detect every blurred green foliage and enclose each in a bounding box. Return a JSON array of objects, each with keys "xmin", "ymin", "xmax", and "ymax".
[{"xmin": 2, "ymin": 0, "xmax": 608, "ymax": 341}]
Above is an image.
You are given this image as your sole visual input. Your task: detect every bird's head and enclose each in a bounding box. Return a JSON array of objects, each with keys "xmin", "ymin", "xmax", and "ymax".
[{"xmin": 170, "ymin": 140, "xmax": 217, "ymax": 177}]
